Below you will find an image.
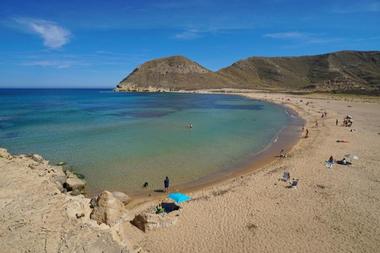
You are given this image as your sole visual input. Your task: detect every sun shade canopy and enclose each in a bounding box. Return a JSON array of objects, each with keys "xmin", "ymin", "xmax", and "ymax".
[{"xmin": 168, "ymin": 192, "xmax": 191, "ymax": 203}]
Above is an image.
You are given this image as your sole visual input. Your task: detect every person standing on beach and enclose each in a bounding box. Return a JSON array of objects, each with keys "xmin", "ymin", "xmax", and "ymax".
[
  {"xmin": 164, "ymin": 176, "xmax": 170, "ymax": 192},
  {"xmin": 336, "ymin": 119, "xmax": 338, "ymax": 126},
  {"xmin": 305, "ymin": 129, "xmax": 309, "ymax": 138}
]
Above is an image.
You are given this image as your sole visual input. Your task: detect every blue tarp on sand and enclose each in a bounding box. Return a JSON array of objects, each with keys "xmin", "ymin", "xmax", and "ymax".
[{"xmin": 168, "ymin": 192, "xmax": 191, "ymax": 203}]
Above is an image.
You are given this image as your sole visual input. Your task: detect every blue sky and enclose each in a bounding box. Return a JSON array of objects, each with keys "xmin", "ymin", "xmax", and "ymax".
[{"xmin": 0, "ymin": 0, "xmax": 379, "ymax": 88}]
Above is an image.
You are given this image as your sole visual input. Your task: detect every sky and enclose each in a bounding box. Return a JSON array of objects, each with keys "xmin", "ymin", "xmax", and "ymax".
[{"xmin": 0, "ymin": 0, "xmax": 379, "ymax": 88}]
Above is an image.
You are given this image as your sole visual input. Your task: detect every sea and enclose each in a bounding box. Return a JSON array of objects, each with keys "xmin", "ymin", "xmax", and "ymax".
[{"xmin": 0, "ymin": 89, "xmax": 298, "ymax": 195}]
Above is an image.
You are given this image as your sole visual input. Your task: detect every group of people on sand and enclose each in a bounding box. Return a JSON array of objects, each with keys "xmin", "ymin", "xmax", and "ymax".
[
  {"xmin": 326, "ymin": 155, "xmax": 352, "ymax": 169},
  {"xmin": 343, "ymin": 116, "xmax": 353, "ymax": 127}
]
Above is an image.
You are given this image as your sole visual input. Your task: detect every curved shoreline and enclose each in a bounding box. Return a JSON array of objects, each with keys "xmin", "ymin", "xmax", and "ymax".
[
  {"xmin": 126, "ymin": 92, "xmax": 305, "ymax": 207},
  {"xmin": 1, "ymin": 91, "xmax": 305, "ymax": 208},
  {"xmin": 2, "ymin": 91, "xmax": 379, "ymax": 253}
]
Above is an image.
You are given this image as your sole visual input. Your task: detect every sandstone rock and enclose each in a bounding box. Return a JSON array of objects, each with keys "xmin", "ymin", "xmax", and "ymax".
[
  {"xmin": 51, "ymin": 166, "xmax": 67, "ymax": 182},
  {"xmin": 64, "ymin": 170, "xmax": 86, "ymax": 192},
  {"xmin": 49, "ymin": 167, "xmax": 67, "ymax": 192},
  {"xmin": 66, "ymin": 197, "xmax": 92, "ymax": 221},
  {"xmin": 54, "ymin": 181, "xmax": 65, "ymax": 193},
  {"xmin": 70, "ymin": 189, "xmax": 82, "ymax": 196},
  {"xmin": 90, "ymin": 191, "xmax": 126, "ymax": 226},
  {"xmin": 31, "ymin": 154, "xmax": 44, "ymax": 163},
  {"xmin": 65, "ymin": 177, "xmax": 86, "ymax": 192},
  {"xmin": 0, "ymin": 148, "xmax": 12, "ymax": 159},
  {"xmin": 131, "ymin": 212, "xmax": 178, "ymax": 232},
  {"xmin": 53, "ymin": 174, "xmax": 67, "ymax": 185},
  {"xmin": 112, "ymin": 191, "xmax": 131, "ymax": 205}
]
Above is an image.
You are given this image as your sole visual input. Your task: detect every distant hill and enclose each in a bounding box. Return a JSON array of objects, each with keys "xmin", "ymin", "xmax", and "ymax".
[
  {"xmin": 116, "ymin": 56, "xmax": 232, "ymax": 92},
  {"xmin": 116, "ymin": 51, "xmax": 380, "ymax": 93}
]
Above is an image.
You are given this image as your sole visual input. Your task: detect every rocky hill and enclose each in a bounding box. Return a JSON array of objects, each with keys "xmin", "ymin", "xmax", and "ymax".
[
  {"xmin": 116, "ymin": 56, "xmax": 232, "ymax": 92},
  {"xmin": 116, "ymin": 51, "xmax": 380, "ymax": 93}
]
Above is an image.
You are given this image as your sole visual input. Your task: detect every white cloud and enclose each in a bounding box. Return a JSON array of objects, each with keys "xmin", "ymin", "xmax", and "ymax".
[
  {"xmin": 333, "ymin": 1, "xmax": 380, "ymax": 13},
  {"xmin": 264, "ymin": 32, "xmax": 306, "ymax": 39},
  {"xmin": 14, "ymin": 18, "xmax": 71, "ymax": 49},
  {"xmin": 173, "ymin": 29, "xmax": 201, "ymax": 40},
  {"xmin": 22, "ymin": 60, "xmax": 73, "ymax": 68},
  {"xmin": 263, "ymin": 31, "xmax": 342, "ymax": 44}
]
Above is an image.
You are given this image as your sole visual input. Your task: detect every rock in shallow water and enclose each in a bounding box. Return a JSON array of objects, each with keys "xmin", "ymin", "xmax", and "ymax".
[
  {"xmin": 31, "ymin": 154, "xmax": 44, "ymax": 163},
  {"xmin": 65, "ymin": 177, "xmax": 86, "ymax": 191}
]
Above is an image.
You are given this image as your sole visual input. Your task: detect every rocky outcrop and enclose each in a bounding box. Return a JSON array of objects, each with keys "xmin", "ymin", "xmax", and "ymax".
[
  {"xmin": 90, "ymin": 191, "xmax": 127, "ymax": 225},
  {"xmin": 64, "ymin": 170, "xmax": 86, "ymax": 193},
  {"xmin": 112, "ymin": 191, "xmax": 131, "ymax": 205},
  {"xmin": 131, "ymin": 211, "xmax": 179, "ymax": 232},
  {"xmin": 0, "ymin": 148, "xmax": 13, "ymax": 159},
  {"xmin": 31, "ymin": 153, "xmax": 45, "ymax": 163},
  {"xmin": 0, "ymin": 148, "xmax": 137, "ymax": 253}
]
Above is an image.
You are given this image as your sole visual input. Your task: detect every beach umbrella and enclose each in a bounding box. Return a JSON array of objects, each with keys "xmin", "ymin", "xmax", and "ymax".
[{"xmin": 168, "ymin": 192, "xmax": 191, "ymax": 204}]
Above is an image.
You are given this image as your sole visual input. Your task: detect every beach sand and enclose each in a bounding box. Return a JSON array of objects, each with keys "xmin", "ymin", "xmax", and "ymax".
[
  {"xmin": 1, "ymin": 92, "xmax": 379, "ymax": 253},
  {"xmin": 135, "ymin": 92, "xmax": 380, "ymax": 253}
]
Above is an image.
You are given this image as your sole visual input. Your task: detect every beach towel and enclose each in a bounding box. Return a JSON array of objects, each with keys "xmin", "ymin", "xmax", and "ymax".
[{"xmin": 325, "ymin": 161, "xmax": 334, "ymax": 169}]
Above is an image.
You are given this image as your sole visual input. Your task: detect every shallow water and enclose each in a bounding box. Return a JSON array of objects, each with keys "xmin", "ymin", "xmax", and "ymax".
[{"xmin": 0, "ymin": 89, "xmax": 292, "ymax": 194}]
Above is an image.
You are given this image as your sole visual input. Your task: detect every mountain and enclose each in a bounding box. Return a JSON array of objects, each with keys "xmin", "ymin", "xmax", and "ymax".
[
  {"xmin": 116, "ymin": 51, "xmax": 380, "ymax": 93},
  {"xmin": 218, "ymin": 51, "xmax": 380, "ymax": 91},
  {"xmin": 116, "ymin": 56, "xmax": 232, "ymax": 92}
]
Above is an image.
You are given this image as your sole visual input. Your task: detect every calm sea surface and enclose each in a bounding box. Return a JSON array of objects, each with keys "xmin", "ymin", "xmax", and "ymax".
[{"xmin": 0, "ymin": 89, "xmax": 293, "ymax": 194}]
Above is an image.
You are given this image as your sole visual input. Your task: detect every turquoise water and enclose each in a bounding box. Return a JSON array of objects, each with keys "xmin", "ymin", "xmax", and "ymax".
[{"xmin": 0, "ymin": 89, "xmax": 293, "ymax": 194}]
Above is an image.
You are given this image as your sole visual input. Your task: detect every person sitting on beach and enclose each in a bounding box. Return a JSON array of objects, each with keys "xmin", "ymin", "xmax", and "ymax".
[
  {"xmin": 155, "ymin": 203, "xmax": 165, "ymax": 214},
  {"xmin": 164, "ymin": 176, "xmax": 170, "ymax": 192},
  {"xmin": 337, "ymin": 158, "xmax": 352, "ymax": 166},
  {"xmin": 325, "ymin": 155, "xmax": 334, "ymax": 169},
  {"xmin": 279, "ymin": 149, "xmax": 288, "ymax": 158}
]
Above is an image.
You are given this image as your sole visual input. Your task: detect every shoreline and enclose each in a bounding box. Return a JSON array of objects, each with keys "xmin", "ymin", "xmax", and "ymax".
[
  {"xmin": 1, "ymin": 89, "xmax": 304, "ymax": 204},
  {"xmin": 1, "ymin": 91, "xmax": 379, "ymax": 252},
  {"xmin": 137, "ymin": 91, "xmax": 380, "ymax": 253},
  {"xmin": 126, "ymin": 94, "xmax": 305, "ymax": 207}
]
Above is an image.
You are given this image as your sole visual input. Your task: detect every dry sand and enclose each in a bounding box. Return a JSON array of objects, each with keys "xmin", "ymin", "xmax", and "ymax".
[{"xmin": 1, "ymin": 92, "xmax": 379, "ymax": 253}]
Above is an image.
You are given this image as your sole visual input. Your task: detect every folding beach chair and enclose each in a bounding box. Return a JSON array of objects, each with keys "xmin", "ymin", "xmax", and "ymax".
[{"xmin": 280, "ymin": 171, "xmax": 290, "ymax": 181}]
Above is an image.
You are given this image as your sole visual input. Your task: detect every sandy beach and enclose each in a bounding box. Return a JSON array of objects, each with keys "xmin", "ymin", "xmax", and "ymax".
[{"xmin": 1, "ymin": 92, "xmax": 379, "ymax": 253}]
